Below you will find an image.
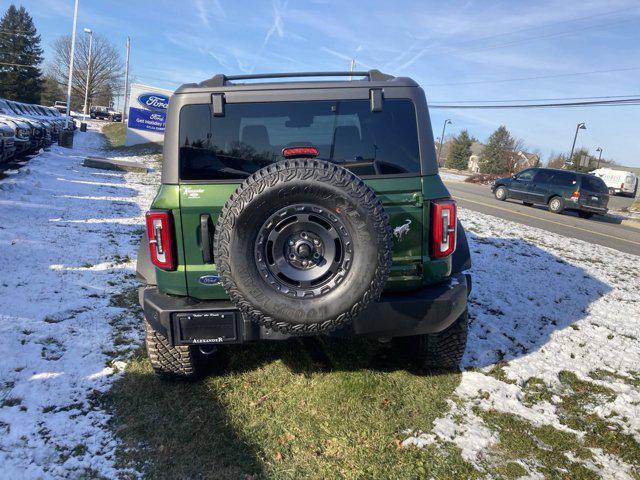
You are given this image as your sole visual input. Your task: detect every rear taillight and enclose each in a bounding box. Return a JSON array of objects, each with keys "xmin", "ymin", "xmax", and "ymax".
[
  {"xmin": 571, "ymin": 191, "xmax": 580, "ymax": 200},
  {"xmin": 431, "ymin": 199, "xmax": 457, "ymax": 258},
  {"xmin": 282, "ymin": 146, "xmax": 319, "ymax": 158},
  {"xmin": 621, "ymin": 183, "xmax": 624, "ymax": 189},
  {"xmin": 145, "ymin": 210, "xmax": 176, "ymax": 270}
]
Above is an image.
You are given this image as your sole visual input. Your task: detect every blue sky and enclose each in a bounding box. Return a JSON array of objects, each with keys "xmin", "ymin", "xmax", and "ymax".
[{"xmin": 8, "ymin": 0, "xmax": 640, "ymax": 166}]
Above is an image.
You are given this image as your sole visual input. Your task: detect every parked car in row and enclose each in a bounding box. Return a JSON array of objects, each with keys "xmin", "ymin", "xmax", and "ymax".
[
  {"xmin": 492, "ymin": 167, "xmax": 610, "ymax": 219},
  {"xmin": 90, "ymin": 105, "xmax": 122, "ymax": 122},
  {"xmin": 53, "ymin": 100, "xmax": 67, "ymax": 114},
  {"xmin": 0, "ymin": 97, "xmax": 75, "ymax": 166}
]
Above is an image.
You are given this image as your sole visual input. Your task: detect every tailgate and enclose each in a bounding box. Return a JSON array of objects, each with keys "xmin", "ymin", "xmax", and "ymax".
[
  {"xmin": 179, "ymin": 177, "xmax": 427, "ymax": 300},
  {"xmin": 365, "ymin": 177, "xmax": 424, "ymax": 289}
]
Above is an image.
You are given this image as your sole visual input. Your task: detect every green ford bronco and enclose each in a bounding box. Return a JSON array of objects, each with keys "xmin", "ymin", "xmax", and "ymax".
[{"xmin": 136, "ymin": 70, "xmax": 472, "ymax": 379}]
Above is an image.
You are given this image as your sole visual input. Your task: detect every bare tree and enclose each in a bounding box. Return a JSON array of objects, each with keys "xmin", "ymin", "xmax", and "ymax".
[
  {"xmin": 48, "ymin": 34, "xmax": 123, "ymax": 110},
  {"xmin": 547, "ymin": 152, "xmax": 568, "ymax": 169}
]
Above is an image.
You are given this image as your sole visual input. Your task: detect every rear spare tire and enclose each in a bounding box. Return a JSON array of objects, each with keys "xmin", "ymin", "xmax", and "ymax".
[{"xmin": 214, "ymin": 159, "xmax": 392, "ymax": 334}]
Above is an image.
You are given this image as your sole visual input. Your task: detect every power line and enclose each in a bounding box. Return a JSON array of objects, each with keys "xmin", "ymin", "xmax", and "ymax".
[
  {"xmin": 451, "ymin": 18, "xmax": 633, "ymax": 56},
  {"xmin": 395, "ymin": 8, "xmax": 640, "ymax": 69},
  {"xmin": 425, "ymin": 66, "xmax": 640, "ymax": 87},
  {"xmin": 432, "ymin": 93, "xmax": 640, "ymax": 103},
  {"xmin": 430, "ymin": 98, "xmax": 640, "ymax": 109},
  {"xmin": 0, "ymin": 60, "xmax": 40, "ymax": 68},
  {"xmin": 453, "ymin": 6, "xmax": 639, "ymax": 48},
  {"xmin": 0, "ymin": 30, "xmax": 34, "ymax": 38}
]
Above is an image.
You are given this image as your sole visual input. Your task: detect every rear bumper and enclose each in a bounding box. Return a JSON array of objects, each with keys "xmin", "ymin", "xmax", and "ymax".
[
  {"xmin": 140, "ymin": 273, "xmax": 471, "ymax": 346},
  {"xmin": 571, "ymin": 202, "xmax": 608, "ymax": 215}
]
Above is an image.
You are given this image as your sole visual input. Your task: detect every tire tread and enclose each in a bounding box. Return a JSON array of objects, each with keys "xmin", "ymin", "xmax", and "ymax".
[
  {"xmin": 144, "ymin": 320, "xmax": 200, "ymax": 380},
  {"xmin": 213, "ymin": 159, "xmax": 393, "ymax": 334}
]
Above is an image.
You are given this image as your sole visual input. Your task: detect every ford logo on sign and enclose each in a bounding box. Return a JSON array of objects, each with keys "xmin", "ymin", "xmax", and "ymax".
[{"xmin": 138, "ymin": 93, "xmax": 169, "ymax": 111}]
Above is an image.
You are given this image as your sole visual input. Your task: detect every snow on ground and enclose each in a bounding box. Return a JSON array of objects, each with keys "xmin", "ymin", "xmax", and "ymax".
[
  {"xmin": 1, "ymin": 126, "xmax": 638, "ymax": 477},
  {"xmin": 438, "ymin": 169, "xmax": 469, "ymax": 183},
  {"xmin": 0, "ymin": 124, "xmax": 158, "ymax": 478},
  {"xmin": 404, "ymin": 208, "xmax": 640, "ymax": 478}
]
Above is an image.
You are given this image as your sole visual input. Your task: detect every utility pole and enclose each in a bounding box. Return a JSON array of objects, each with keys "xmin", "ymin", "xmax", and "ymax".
[
  {"xmin": 595, "ymin": 147, "xmax": 603, "ymax": 168},
  {"xmin": 82, "ymin": 28, "xmax": 93, "ymax": 119},
  {"xmin": 122, "ymin": 36, "xmax": 130, "ymax": 124},
  {"xmin": 437, "ymin": 119, "xmax": 452, "ymax": 167},
  {"xmin": 570, "ymin": 122, "xmax": 586, "ymax": 171},
  {"xmin": 64, "ymin": 0, "xmax": 79, "ymax": 130},
  {"xmin": 349, "ymin": 58, "xmax": 355, "ymax": 81}
]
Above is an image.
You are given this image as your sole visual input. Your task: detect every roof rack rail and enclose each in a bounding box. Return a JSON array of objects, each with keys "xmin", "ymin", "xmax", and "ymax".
[{"xmin": 199, "ymin": 69, "xmax": 395, "ymax": 87}]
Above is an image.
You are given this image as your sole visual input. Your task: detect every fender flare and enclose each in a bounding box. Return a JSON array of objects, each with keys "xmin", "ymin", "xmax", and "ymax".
[
  {"xmin": 136, "ymin": 235, "xmax": 157, "ymax": 285},
  {"xmin": 452, "ymin": 220, "xmax": 471, "ymax": 274}
]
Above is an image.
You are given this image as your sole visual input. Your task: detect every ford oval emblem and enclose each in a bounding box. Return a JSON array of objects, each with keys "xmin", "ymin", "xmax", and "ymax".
[
  {"xmin": 199, "ymin": 275, "xmax": 221, "ymax": 285},
  {"xmin": 138, "ymin": 93, "xmax": 170, "ymax": 111}
]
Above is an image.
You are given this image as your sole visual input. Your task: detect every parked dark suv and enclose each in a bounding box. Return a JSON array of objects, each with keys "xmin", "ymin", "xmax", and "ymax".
[{"xmin": 492, "ymin": 167, "xmax": 609, "ymax": 218}]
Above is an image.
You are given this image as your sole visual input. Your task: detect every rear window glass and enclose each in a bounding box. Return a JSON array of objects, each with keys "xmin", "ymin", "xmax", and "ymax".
[
  {"xmin": 179, "ymin": 99, "xmax": 421, "ymax": 180},
  {"xmin": 549, "ymin": 171, "xmax": 577, "ymax": 186},
  {"xmin": 581, "ymin": 175, "xmax": 608, "ymax": 193}
]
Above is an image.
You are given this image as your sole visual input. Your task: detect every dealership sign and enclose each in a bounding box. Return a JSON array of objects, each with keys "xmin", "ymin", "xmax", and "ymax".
[
  {"xmin": 125, "ymin": 84, "xmax": 173, "ymax": 146},
  {"xmin": 137, "ymin": 93, "xmax": 170, "ymax": 111}
]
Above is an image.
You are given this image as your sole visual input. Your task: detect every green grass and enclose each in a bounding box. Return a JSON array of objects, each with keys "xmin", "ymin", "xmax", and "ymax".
[
  {"xmin": 103, "ymin": 339, "xmax": 640, "ymax": 479},
  {"xmin": 479, "ymin": 409, "xmax": 599, "ymax": 479},
  {"xmin": 100, "ymin": 122, "xmax": 162, "ymax": 157},
  {"xmin": 104, "ymin": 338, "xmax": 478, "ymax": 479},
  {"xmin": 101, "ymin": 123, "xmax": 126, "ymax": 148},
  {"xmin": 479, "ymin": 371, "xmax": 640, "ymax": 478}
]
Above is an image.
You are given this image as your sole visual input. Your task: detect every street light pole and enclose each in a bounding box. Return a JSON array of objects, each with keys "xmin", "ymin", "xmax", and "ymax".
[
  {"xmin": 595, "ymin": 147, "xmax": 603, "ymax": 168},
  {"xmin": 82, "ymin": 28, "xmax": 93, "ymax": 119},
  {"xmin": 64, "ymin": 0, "xmax": 79, "ymax": 130},
  {"xmin": 121, "ymin": 36, "xmax": 130, "ymax": 124},
  {"xmin": 437, "ymin": 119, "xmax": 452, "ymax": 167},
  {"xmin": 570, "ymin": 122, "xmax": 586, "ymax": 171}
]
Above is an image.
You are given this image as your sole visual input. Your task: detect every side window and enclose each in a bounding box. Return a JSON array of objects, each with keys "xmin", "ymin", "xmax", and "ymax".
[
  {"xmin": 549, "ymin": 171, "xmax": 577, "ymax": 187},
  {"xmin": 516, "ymin": 169, "xmax": 536, "ymax": 182},
  {"xmin": 533, "ymin": 170, "xmax": 553, "ymax": 183},
  {"xmin": 581, "ymin": 175, "xmax": 608, "ymax": 193}
]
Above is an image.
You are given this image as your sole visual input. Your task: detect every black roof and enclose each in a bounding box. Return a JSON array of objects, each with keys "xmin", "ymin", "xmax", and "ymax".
[{"xmin": 174, "ymin": 70, "xmax": 418, "ymax": 93}]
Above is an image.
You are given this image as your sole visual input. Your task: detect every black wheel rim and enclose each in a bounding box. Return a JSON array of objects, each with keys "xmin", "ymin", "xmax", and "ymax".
[{"xmin": 255, "ymin": 203, "xmax": 353, "ymax": 298}]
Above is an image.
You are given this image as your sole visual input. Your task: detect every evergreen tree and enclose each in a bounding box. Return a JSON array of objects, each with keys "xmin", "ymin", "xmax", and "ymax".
[
  {"xmin": 479, "ymin": 126, "xmax": 516, "ymax": 174},
  {"xmin": 445, "ymin": 130, "xmax": 473, "ymax": 170},
  {"xmin": 40, "ymin": 74, "xmax": 65, "ymax": 105},
  {"xmin": 0, "ymin": 4, "xmax": 43, "ymax": 103},
  {"xmin": 568, "ymin": 148, "xmax": 596, "ymax": 173}
]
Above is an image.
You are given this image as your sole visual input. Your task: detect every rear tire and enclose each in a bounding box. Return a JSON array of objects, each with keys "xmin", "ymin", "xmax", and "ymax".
[
  {"xmin": 144, "ymin": 319, "xmax": 202, "ymax": 380},
  {"xmin": 409, "ymin": 310, "xmax": 468, "ymax": 371},
  {"xmin": 494, "ymin": 186, "xmax": 508, "ymax": 201},
  {"xmin": 578, "ymin": 211, "xmax": 594, "ymax": 219},
  {"xmin": 548, "ymin": 196, "xmax": 564, "ymax": 214}
]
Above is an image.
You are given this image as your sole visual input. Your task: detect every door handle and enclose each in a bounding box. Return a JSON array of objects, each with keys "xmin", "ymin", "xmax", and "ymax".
[{"xmin": 200, "ymin": 214, "xmax": 214, "ymax": 264}]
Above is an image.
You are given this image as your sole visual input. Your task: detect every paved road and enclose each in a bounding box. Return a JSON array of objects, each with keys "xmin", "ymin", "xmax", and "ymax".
[{"xmin": 444, "ymin": 179, "xmax": 640, "ymax": 256}]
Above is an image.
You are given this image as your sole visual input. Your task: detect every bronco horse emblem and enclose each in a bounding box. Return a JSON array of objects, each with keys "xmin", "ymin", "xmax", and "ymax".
[{"xmin": 393, "ymin": 219, "xmax": 412, "ymax": 241}]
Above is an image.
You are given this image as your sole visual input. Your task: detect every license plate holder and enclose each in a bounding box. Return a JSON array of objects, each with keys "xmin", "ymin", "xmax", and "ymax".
[{"xmin": 175, "ymin": 311, "xmax": 237, "ymax": 344}]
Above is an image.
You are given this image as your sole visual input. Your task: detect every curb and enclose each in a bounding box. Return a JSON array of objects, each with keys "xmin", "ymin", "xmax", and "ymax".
[{"xmin": 621, "ymin": 219, "xmax": 640, "ymax": 229}]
